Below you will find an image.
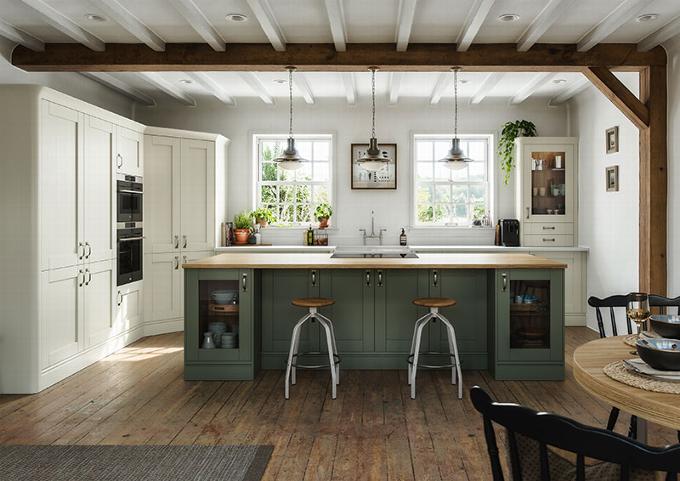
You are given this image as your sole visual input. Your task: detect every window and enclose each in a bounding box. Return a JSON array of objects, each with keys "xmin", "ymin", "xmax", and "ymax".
[
  {"xmin": 413, "ymin": 135, "xmax": 492, "ymax": 226},
  {"xmin": 255, "ymin": 134, "xmax": 332, "ymax": 226}
]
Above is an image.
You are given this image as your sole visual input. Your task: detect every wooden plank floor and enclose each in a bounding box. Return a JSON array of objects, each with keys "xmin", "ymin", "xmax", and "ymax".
[{"xmin": 1, "ymin": 328, "xmax": 677, "ymax": 480}]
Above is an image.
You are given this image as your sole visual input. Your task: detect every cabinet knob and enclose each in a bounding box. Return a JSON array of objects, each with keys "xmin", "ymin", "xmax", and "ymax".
[
  {"xmin": 433, "ymin": 269, "xmax": 438, "ymax": 287},
  {"xmin": 377, "ymin": 270, "xmax": 383, "ymax": 287},
  {"xmin": 311, "ymin": 270, "xmax": 317, "ymax": 286},
  {"xmin": 365, "ymin": 270, "xmax": 371, "ymax": 287}
]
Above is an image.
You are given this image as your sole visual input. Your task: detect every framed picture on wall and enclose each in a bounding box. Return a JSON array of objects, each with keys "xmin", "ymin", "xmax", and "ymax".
[
  {"xmin": 606, "ymin": 126, "xmax": 619, "ymax": 154},
  {"xmin": 351, "ymin": 143, "xmax": 397, "ymax": 189},
  {"xmin": 606, "ymin": 165, "xmax": 619, "ymax": 192}
]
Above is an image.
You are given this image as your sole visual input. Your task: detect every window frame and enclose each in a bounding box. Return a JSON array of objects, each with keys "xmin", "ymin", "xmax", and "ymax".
[
  {"xmin": 252, "ymin": 133, "xmax": 335, "ymax": 228},
  {"xmin": 410, "ymin": 133, "xmax": 495, "ymax": 228}
]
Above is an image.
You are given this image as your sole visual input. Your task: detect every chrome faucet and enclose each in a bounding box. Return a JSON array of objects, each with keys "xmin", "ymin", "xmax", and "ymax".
[{"xmin": 360, "ymin": 210, "xmax": 387, "ymax": 245}]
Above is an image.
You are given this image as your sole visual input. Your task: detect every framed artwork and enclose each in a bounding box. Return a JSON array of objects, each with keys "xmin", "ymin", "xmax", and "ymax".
[
  {"xmin": 606, "ymin": 126, "xmax": 619, "ymax": 154},
  {"xmin": 351, "ymin": 143, "xmax": 397, "ymax": 189},
  {"xmin": 606, "ymin": 165, "xmax": 619, "ymax": 192}
]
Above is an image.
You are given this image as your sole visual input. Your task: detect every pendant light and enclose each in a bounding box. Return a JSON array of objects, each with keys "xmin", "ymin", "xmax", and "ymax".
[
  {"xmin": 357, "ymin": 66, "xmax": 392, "ymax": 172},
  {"xmin": 274, "ymin": 66, "xmax": 306, "ymax": 171},
  {"xmin": 439, "ymin": 67, "xmax": 472, "ymax": 170}
]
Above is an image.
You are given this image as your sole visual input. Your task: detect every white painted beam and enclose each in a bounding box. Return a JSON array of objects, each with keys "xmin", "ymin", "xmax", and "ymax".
[
  {"xmin": 293, "ymin": 73, "xmax": 315, "ymax": 104},
  {"xmin": 0, "ymin": 18, "xmax": 44, "ymax": 51},
  {"xmin": 550, "ymin": 76, "xmax": 590, "ymax": 104},
  {"xmin": 517, "ymin": 0, "xmax": 575, "ymax": 52},
  {"xmin": 168, "ymin": 0, "xmax": 225, "ymax": 51},
  {"xmin": 96, "ymin": 0, "xmax": 165, "ymax": 51},
  {"xmin": 396, "ymin": 0, "xmax": 418, "ymax": 52},
  {"xmin": 342, "ymin": 72, "xmax": 356, "ymax": 105},
  {"xmin": 429, "ymin": 72, "xmax": 449, "ymax": 105},
  {"xmin": 388, "ymin": 72, "xmax": 402, "ymax": 105},
  {"xmin": 638, "ymin": 15, "xmax": 680, "ymax": 52},
  {"xmin": 323, "ymin": 0, "xmax": 347, "ymax": 52},
  {"xmin": 577, "ymin": 0, "xmax": 653, "ymax": 52},
  {"xmin": 240, "ymin": 72, "xmax": 274, "ymax": 104},
  {"xmin": 456, "ymin": 0, "xmax": 495, "ymax": 52},
  {"xmin": 188, "ymin": 72, "xmax": 235, "ymax": 105},
  {"xmin": 471, "ymin": 72, "xmax": 503, "ymax": 104},
  {"xmin": 245, "ymin": 0, "xmax": 286, "ymax": 52},
  {"xmin": 82, "ymin": 72, "xmax": 156, "ymax": 106},
  {"xmin": 19, "ymin": 0, "xmax": 104, "ymax": 51},
  {"xmin": 138, "ymin": 72, "xmax": 196, "ymax": 106},
  {"xmin": 511, "ymin": 72, "xmax": 556, "ymax": 104}
]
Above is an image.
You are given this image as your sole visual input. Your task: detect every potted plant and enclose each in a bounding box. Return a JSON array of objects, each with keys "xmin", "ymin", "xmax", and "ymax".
[
  {"xmin": 252, "ymin": 207, "xmax": 274, "ymax": 227},
  {"xmin": 498, "ymin": 120, "xmax": 537, "ymax": 184},
  {"xmin": 233, "ymin": 211, "xmax": 253, "ymax": 244},
  {"xmin": 314, "ymin": 202, "xmax": 333, "ymax": 229}
]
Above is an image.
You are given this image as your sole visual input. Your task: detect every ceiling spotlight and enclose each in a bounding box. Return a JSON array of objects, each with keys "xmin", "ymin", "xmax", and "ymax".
[
  {"xmin": 636, "ymin": 13, "xmax": 658, "ymax": 22},
  {"xmin": 552, "ymin": 79, "xmax": 567, "ymax": 84},
  {"xmin": 84, "ymin": 13, "xmax": 106, "ymax": 22},
  {"xmin": 273, "ymin": 79, "xmax": 288, "ymax": 84},
  {"xmin": 459, "ymin": 79, "xmax": 469, "ymax": 84},
  {"xmin": 179, "ymin": 79, "xmax": 193, "ymax": 84},
  {"xmin": 226, "ymin": 13, "xmax": 248, "ymax": 22},
  {"xmin": 498, "ymin": 13, "xmax": 520, "ymax": 22}
]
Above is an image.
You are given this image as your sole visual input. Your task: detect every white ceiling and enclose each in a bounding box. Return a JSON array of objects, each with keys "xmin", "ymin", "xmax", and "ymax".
[{"xmin": 0, "ymin": 0, "xmax": 673, "ymax": 105}]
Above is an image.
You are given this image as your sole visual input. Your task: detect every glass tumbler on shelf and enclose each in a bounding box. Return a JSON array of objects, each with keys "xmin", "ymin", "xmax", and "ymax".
[{"xmin": 626, "ymin": 292, "xmax": 651, "ymax": 340}]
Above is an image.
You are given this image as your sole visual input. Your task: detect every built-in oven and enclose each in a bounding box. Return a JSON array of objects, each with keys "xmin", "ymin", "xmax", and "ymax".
[
  {"xmin": 117, "ymin": 174, "xmax": 143, "ymax": 223},
  {"xmin": 117, "ymin": 226, "xmax": 143, "ymax": 286}
]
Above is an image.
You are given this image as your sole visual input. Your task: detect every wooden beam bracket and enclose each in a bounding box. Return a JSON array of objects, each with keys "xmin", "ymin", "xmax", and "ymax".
[{"xmin": 582, "ymin": 66, "xmax": 649, "ymax": 128}]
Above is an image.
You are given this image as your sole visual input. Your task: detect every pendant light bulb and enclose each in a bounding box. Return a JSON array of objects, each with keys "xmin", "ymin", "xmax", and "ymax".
[
  {"xmin": 440, "ymin": 67, "xmax": 472, "ymax": 170},
  {"xmin": 357, "ymin": 67, "xmax": 392, "ymax": 172},
  {"xmin": 274, "ymin": 66, "xmax": 305, "ymax": 171}
]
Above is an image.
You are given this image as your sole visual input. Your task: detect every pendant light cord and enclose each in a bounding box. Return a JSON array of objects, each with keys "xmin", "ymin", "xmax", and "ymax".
[
  {"xmin": 453, "ymin": 67, "xmax": 459, "ymax": 140},
  {"xmin": 371, "ymin": 67, "xmax": 376, "ymax": 139},
  {"xmin": 288, "ymin": 67, "xmax": 294, "ymax": 138}
]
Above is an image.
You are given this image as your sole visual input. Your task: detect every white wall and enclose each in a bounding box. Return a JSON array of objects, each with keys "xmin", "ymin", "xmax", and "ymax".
[
  {"xmin": 137, "ymin": 97, "xmax": 567, "ymax": 245},
  {"xmin": 569, "ymin": 78, "xmax": 639, "ymax": 333},
  {"xmin": 665, "ymin": 37, "xmax": 680, "ymax": 298},
  {"xmin": 0, "ymin": 39, "xmax": 133, "ymax": 117}
]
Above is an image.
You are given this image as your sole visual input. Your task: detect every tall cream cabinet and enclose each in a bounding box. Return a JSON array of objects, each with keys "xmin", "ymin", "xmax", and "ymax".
[
  {"xmin": 143, "ymin": 127, "xmax": 228, "ymax": 332},
  {"xmin": 0, "ymin": 86, "xmax": 145, "ymax": 393}
]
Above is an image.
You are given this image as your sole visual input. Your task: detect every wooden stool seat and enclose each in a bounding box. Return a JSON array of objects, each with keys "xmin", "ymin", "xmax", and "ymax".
[
  {"xmin": 412, "ymin": 297, "xmax": 456, "ymax": 308},
  {"xmin": 292, "ymin": 297, "xmax": 335, "ymax": 308}
]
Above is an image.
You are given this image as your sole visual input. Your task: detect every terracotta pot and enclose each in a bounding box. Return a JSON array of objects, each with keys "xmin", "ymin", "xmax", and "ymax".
[
  {"xmin": 318, "ymin": 217, "xmax": 329, "ymax": 229},
  {"xmin": 255, "ymin": 218, "xmax": 268, "ymax": 228},
  {"xmin": 234, "ymin": 229, "xmax": 250, "ymax": 244}
]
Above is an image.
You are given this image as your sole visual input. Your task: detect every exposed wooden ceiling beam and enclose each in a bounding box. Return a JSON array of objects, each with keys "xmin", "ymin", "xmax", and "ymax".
[
  {"xmin": 517, "ymin": 0, "xmax": 574, "ymax": 52},
  {"xmin": 167, "ymin": 0, "xmax": 225, "ymax": 52},
  {"xmin": 82, "ymin": 72, "xmax": 156, "ymax": 106},
  {"xmin": 323, "ymin": 0, "xmax": 347, "ymax": 52},
  {"xmin": 293, "ymin": 73, "xmax": 315, "ymax": 104},
  {"xmin": 19, "ymin": 0, "xmax": 104, "ymax": 51},
  {"xmin": 511, "ymin": 72, "xmax": 556, "ymax": 104},
  {"xmin": 245, "ymin": 0, "xmax": 286, "ymax": 52},
  {"xmin": 11, "ymin": 43, "xmax": 666, "ymax": 72},
  {"xmin": 638, "ymin": 16, "xmax": 680, "ymax": 52},
  {"xmin": 137, "ymin": 72, "xmax": 196, "ymax": 106},
  {"xmin": 240, "ymin": 72, "xmax": 274, "ymax": 104},
  {"xmin": 577, "ymin": 0, "xmax": 653, "ymax": 52},
  {"xmin": 429, "ymin": 72, "xmax": 449, "ymax": 105},
  {"xmin": 549, "ymin": 76, "xmax": 589, "ymax": 104},
  {"xmin": 342, "ymin": 72, "xmax": 356, "ymax": 105},
  {"xmin": 97, "ymin": 0, "xmax": 165, "ymax": 51},
  {"xmin": 582, "ymin": 66, "xmax": 649, "ymax": 128},
  {"xmin": 456, "ymin": 0, "xmax": 495, "ymax": 52},
  {"xmin": 396, "ymin": 0, "xmax": 418, "ymax": 52},
  {"xmin": 471, "ymin": 72, "xmax": 503, "ymax": 104},
  {"xmin": 0, "ymin": 18, "xmax": 44, "ymax": 51},
  {"xmin": 187, "ymin": 72, "xmax": 235, "ymax": 105},
  {"xmin": 388, "ymin": 72, "xmax": 402, "ymax": 104}
]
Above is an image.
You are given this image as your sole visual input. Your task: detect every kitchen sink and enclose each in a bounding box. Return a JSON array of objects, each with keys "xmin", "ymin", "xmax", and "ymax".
[{"xmin": 330, "ymin": 246, "xmax": 418, "ymax": 259}]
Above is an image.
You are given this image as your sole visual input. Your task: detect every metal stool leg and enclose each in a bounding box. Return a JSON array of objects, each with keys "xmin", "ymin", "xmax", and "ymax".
[
  {"xmin": 285, "ymin": 314, "xmax": 310, "ymax": 400},
  {"xmin": 410, "ymin": 315, "xmax": 429, "ymax": 399},
  {"xmin": 408, "ymin": 312, "xmax": 431, "ymax": 385},
  {"xmin": 291, "ymin": 318, "xmax": 303, "ymax": 385},
  {"xmin": 317, "ymin": 313, "xmax": 340, "ymax": 384},
  {"xmin": 318, "ymin": 314, "xmax": 338, "ymax": 399},
  {"xmin": 436, "ymin": 312, "xmax": 463, "ymax": 399}
]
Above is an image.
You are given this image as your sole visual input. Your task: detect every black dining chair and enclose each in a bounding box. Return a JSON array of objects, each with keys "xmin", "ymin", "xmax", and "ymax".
[{"xmin": 471, "ymin": 386, "xmax": 680, "ymax": 481}]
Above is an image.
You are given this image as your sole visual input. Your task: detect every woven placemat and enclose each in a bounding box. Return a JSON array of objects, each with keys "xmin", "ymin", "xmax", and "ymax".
[
  {"xmin": 623, "ymin": 334, "xmax": 638, "ymax": 347},
  {"xmin": 603, "ymin": 360, "xmax": 680, "ymax": 394}
]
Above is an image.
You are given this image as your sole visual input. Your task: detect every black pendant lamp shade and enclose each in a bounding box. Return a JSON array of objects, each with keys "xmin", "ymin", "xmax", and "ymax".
[
  {"xmin": 357, "ymin": 67, "xmax": 392, "ymax": 172},
  {"xmin": 274, "ymin": 66, "xmax": 306, "ymax": 171},
  {"xmin": 440, "ymin": 67, "xmax": 472, "ymax": 170}
]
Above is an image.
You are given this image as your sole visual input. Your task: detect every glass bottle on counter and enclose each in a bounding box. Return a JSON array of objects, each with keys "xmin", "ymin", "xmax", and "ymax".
[
  {"xmin": 305, "ymin": 225, "xmax": 314, "ymax": 246},
  {"xmin": 400, "ymin": 228, "xmax": 407, "ymax": 246}
]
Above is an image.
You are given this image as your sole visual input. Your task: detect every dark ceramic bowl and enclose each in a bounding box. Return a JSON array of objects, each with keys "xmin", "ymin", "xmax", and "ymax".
[
  {"xmin": 650, "ymin": 315, "xmax": 680, "ymax": 339},
  {"xmin": 636, "ymin": 338, "xmax": 680, "ymax": 371}
]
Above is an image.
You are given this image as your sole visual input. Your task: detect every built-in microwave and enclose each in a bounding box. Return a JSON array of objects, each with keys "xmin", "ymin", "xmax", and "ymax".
[
  {"xmin": 117, "ymin": 174, "xmax": 143, "ymax": 224},
  {"xmin": 117, "ymin": 226, "xmax": 143, "ymax": 286}
]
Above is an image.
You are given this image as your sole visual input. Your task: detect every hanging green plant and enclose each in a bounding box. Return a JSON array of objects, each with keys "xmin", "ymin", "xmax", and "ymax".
[{"xmin": 498, "ymin": 120, "xmax": 537, "ymax": 184}]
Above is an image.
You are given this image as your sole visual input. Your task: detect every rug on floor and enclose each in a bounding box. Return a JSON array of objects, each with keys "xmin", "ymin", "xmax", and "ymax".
[{"xmin": 0, "ymin": 444, "xmax": 273, "ymax": 481}]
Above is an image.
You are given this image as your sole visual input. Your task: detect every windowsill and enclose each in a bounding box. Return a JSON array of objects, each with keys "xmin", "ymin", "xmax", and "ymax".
[
  {"xmin": 259, "ymin": 226, "xmax": 339, "ymax": 232},
  {"xmin": 407, "ymin": 225, "xmax": 494, "ymax": 231}
]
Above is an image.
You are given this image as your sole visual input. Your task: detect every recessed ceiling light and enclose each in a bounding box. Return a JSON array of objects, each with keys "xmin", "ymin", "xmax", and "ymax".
[
  {"xmin": 273, "ymin": 79, "xmax": 288, "ymax": 84},
  {"xmin": 636, "ymin": 13, "xmax": 658, "ymax": 22},
  {"xmin": 226, "ymin": 13, "xmax": 248, "ymax": 22},
  {"xmin": 552, "ymin": 79, "xmax": 567, "ymax": 84},
  {"xmin": 498, "ymin": 13, "xmax": 520, "ymax": 22},
  {"xmin": 179, "ymin": 79, "xmax": 193, "ymax": 84},
  {"xmin": 459, "ymin": 79, "xmax": 469, "ymax": 84},
  {"xmin": 84, "ymin": 13, "xmax": 106, "ymax": 22}
]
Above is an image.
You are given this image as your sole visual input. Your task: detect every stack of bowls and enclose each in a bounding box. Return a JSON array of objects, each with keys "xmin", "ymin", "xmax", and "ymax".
[
  {"xmin": 221, "ymin": 332, "xmax": 237, "ymax": 349},
  {"xmin": 211, "ymin": 290, "xmax": 236, "ymax": 305},
  {"xmin": 208, "ymin": 321, "xmax": 227, "ymax": 347}
]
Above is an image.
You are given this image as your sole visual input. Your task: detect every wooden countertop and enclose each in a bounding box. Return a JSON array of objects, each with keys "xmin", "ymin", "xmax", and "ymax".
[{"xmin": 182, "ymin": 252, "xmax": 567, "ymax": 269}]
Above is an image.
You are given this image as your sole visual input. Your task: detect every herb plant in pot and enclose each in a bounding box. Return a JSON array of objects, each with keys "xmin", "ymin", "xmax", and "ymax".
[
  {"xmin": 252, "ymin": 207, "xmax": 274, "ymax": 227},
  {"xmin": 233, "ymin": 211, "xmax": 253, "ymax": 244},
  {"xmin": 498, "ymin": 120, "xmax": 537, "ymax": 184},
  {"xmin": 314, "ymin": 203, "xmax": 333, "ymax": 229}
]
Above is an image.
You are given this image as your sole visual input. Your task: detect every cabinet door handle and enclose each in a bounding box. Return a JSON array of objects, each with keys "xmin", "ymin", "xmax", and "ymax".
[
  {"xmin": 242, "ymin": 273, "xmax": 248, "ymax": 292},
  {"xmin": 542, "ymin": 226, "xmax": 556, "ymax": 230},
  {"xmin": 183, "ymin": 235, "xmax": 187, "ymax": 249},
  {"xmin": 85, "ymin": 242, "xmax": 91, "ymax": 259},
  {"xmin": 542, "ymin": 238, "xmax": 556, "ymax": 242},
  {"xmin": 433, "ymin": 269, "xmax": 438, "ymax": 287},
  {"xmin": 377, "ymin": 270, "xmax": 383, "ymax": 287},
  {"xmin": 78, "ymin": 242, "xmax": 84, "ymax": 260},
  {"xmin": 365, "ymin": 270, "xmax": 371, "ymax": 287},
  {"xmin": 84, "ymin": 268, "xmax": 91, "ymax": 286},
  {"xmin": 502, "ymin": 273, "xmax": 507, "ymax": 292},
  {"xmin": 183, "ymin": 255, "xmax": 187, "ymax": 266},
  {"xmin": 78, "ymin": 269, "xmax": 84, "ymax": 287},
  {"xmin": 116, "ymin": 154, "xmax": 123, "ymax": 168},
  {"xmin": 174, "ymin": 256, "xmax": 179, "ymax": 269},
  {"xmin": 174, "ymin": 235, "xmax": 179, "ymax": 249},
  {"xmin": 117, "ymin": 291, "xmax": 123, "ymax": 307},
  {"xmin": 526, "ymin": 207, "xmax": 530, "ymax": 219},
  {"xmin": 311, "ymin": 270, "xmax": 317, "ymax": 286}
]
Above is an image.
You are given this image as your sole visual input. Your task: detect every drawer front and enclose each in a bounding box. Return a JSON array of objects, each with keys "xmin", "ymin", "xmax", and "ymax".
[
  {"xmin": 524, "ymin": 234, "xmax": 574, "ymax": 247},
  {"xmin": 523, "ymin": 223, "xmax": 574, "ymax": 235}
]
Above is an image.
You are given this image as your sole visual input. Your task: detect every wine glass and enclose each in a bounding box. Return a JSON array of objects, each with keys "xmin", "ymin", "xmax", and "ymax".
[{"xmin": 627, "ymin": 292, "xmax": 651, "ymax": 341}]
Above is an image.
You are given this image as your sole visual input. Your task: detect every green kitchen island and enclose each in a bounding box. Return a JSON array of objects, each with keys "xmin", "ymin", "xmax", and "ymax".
[{"xmin": 182, "ymin": 252, "xmax": 567, "ymax": 381}]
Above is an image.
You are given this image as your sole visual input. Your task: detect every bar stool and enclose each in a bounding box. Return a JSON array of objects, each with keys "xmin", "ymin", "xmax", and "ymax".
[
  {"xmin": 407, "ymin": 297, "xmax": 463, "ymax": 400},
  {"xmin": 285, "ymin": 297, "xmax": 340, "ymax": 400}
]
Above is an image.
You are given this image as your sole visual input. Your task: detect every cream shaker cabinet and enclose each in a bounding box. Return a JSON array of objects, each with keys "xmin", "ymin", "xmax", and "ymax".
[{"xmin": 116, "ymin": 126, "xmax": 144, "ymax": 177}]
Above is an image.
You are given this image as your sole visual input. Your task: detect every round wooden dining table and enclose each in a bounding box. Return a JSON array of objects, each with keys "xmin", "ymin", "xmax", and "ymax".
[{"xmin": 573, "ymin": 336, "xmax": 680, "ymax": 441}]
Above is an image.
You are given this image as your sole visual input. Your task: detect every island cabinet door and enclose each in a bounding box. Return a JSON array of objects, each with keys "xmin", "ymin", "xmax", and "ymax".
[
  {"xmin": 429, "ymin": 269, "xmax": 488, "ymax": 369},
  {"xmin": 495, "ymin": 269, "xmax": 564, "ymax": 362},
  {"xmin": 261, "ymin": 269, "xmax": 321, "ymax": 354},
  {"xmin": 184, "ymin": 269, "xmax": 253, "ymax": 363},
  {"xmin": 374, "ymin": 269, "xmax": 430, "ymax": 353},
  {"xmin": 318, "ymin": 269, "xmax": 374, "ymax": 352}
]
